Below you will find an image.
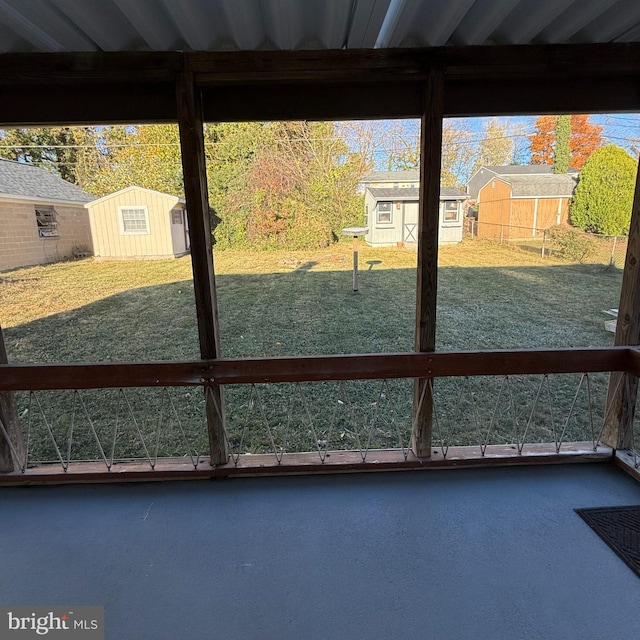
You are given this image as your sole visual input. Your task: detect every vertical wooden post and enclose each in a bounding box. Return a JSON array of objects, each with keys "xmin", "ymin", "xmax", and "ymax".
[
  {"xmin": 176, "ymin": 71, "xmax": 229, "ymax": 465},
  {"xmin": 0, "ymin": 325, "xmax": 25, "ymax": 472},
  {"xmin": 602, "ymin": 168, "xmax": 640, "ymax": 449},
  {"xmin": 411, "ymin": 68, "xmax": 444, "ymax": 458}
]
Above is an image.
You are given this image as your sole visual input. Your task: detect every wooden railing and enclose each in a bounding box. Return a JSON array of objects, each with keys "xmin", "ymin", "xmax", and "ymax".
[{"xmin": 0, "ymin": 346, "xmax": 637, "ymax": 484}]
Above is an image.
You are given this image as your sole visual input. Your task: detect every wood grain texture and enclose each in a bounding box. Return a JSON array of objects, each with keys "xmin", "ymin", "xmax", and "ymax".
[
  {"xmin": 0, "ymin": 326, "xmax": 25, "ymax": 472},
  {"xmin": 412, "ymin": 68, "xmax": 444, "ymax": 458},
  {"xmin": 0, "ymin": 347, "xmax": 631, "ymax": 391},
  {"xmin": 603, "ymin": 167, "xmax": 640, "ymax": 449},
  {"xmin": 176, "ymin": 71, "xmax": 228, "ymax": 465}
]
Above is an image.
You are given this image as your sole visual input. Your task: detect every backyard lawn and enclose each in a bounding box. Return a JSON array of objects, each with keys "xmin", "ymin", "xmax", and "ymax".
[{"xmin": 0, "ymin": 239, "xmax": 625, "ymax": 463}]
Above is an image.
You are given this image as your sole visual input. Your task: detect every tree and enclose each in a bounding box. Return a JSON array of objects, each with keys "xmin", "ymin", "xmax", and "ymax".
[
  {"xmin": 0, "ymin": 126, "xmax": 104, "ymax": 185},
  {"xmin": 82, "ymin": 125, "xmax": 183, "ymax": 197},
  {"xmin": 472, "ymin": 118, "xmax": 515, "ymax": 175},
  {"xmin": 441, "ymin": 121, "xmax": 475, "ymax": 188},
  {"xmin": 570, "ymin": 144, "xmax": 637, "ymax": 235},
  {"xmin": 529, "ymin": 114, "xmax": 603, "ymax": 170},
  {"xmin": 554, "ymin": 115, "xmax": 571, "ymax": 173},
  {"xmin": 238, "ymin": 121, "xmax": 364, "ymax": 249}
]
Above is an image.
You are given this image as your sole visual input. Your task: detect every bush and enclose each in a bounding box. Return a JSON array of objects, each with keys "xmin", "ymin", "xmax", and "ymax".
[
  {"xmin": 570, "ymin": 145, "xmax": 637, "ymax": 235},
  {"xmin": 545, "ymin": 225, "xmax": 596, "ymax": 263}
]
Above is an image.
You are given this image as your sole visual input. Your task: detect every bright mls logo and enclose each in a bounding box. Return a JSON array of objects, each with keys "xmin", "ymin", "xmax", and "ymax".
[{"xmin": 0, "ymin": 607, "xmax": 103, "ymax": 639}]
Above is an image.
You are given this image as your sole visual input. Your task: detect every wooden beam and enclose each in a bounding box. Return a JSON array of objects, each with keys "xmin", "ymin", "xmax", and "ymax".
[
  {"xmin": 176, "ymin": 70, "xmax": 228, "ymax": 465},
  {"xmin": 0, "ymin": 45, "xmax": 638, "ymax": 124},
  {"xmin": 602, "ymin": 168, "xmax": 640, "ymax": 450},
  {"xmin": 0, "ymin": 443, "xmax": 613, "ymax": 485},
  {"xmin": 0, "ymin": 347, "xmax": 631, "ymax": 391},
  {"xmin": 0, "ymin": 325, "xmax": 25, "ymax": 472},
  {"xmin": 412, "ymin": 68, "xmax": 444, "ymax": 458}
]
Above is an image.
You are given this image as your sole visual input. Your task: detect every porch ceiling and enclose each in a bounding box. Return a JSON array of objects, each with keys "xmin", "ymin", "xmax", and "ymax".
[{"xmin": 0, "ymin": 0, "xmax": 639, "ymax": 54}]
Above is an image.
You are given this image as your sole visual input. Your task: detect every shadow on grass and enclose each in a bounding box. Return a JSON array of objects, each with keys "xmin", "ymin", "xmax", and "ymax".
[{"xmin": 2, "ymin": 262, "xmax": 623, "ymax": 461}]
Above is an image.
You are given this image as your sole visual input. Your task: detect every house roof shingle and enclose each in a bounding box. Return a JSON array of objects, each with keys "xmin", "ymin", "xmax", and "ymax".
[
  {"xmin": 506, "ymin": 174, "xmax": 577, "ymax": 198},
  {"xmin": 482, "ymin": 165, "xmax": 579, "ymax": 176},
  {"xmin": 0, "ymin": 158, "xmax": 92, "ymax": 203}
]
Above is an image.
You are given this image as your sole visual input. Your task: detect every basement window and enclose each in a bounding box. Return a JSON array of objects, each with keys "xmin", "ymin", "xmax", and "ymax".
[
  {"xmin": 120, "ymin": 206, "xmax": 150, "ymax": 234},
  {"xmin": 35, "ymin": 207, "xmax": 59, "ymax": 237},
  {"xmin": 377, "ymin": 201, "xmax": 392, "ymax": 224}
]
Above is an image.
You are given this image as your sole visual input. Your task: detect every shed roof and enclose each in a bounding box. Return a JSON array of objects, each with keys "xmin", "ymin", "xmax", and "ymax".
[
  {"xmin": 482, "ymin": 165, "xmax": 579, "ymax": 176},
  {"xmin": 504, "ymin": 174, "xmax": 578, "ymax": 198},
  {"xmin": 0, "ymin": 158, "xmax": 92, "ymax": 204},
  {"xmin": 86, "ymin": 185, "xmax": 186, "ymax": 208},
  {"xmin": 368, "ymin": 187, "xmax": 467, "ymax": 201}
]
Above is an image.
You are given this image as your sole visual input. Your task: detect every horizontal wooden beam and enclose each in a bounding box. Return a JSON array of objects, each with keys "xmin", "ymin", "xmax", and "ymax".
[
  {"xmin": 0, "ymin": 443, "xmax": 613, "ymax": 485},
  {"xmin": 0, "ymin": 44, "xmax": 640, "ymax": 124},
  {"xmin": 0, "ymin": 347, "xmax": 632, "ymax": 391}
]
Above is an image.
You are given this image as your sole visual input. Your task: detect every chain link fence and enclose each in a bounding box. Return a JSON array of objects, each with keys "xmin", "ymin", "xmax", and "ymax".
[{"xmin": 464, "ymin": 219, "xmax": 628, "ymax": 268}]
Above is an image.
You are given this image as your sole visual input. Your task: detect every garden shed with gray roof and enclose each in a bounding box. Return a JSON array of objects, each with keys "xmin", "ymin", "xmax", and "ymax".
[
  {"xmin": 364, "ymin": 185, "xmax": 467, "ymax": 246},
  {"xmin": 0, "ymin": 158, "xmax": 93, "ymax": 271},
  {"xmin": 472, "ymin": 166, "xmax": 578, "ymax": 240}
]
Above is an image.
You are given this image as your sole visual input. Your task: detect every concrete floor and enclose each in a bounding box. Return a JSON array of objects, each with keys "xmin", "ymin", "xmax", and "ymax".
[{"xmin": 1, "ymin": 463, "xmax": 640, "ymax": 640}]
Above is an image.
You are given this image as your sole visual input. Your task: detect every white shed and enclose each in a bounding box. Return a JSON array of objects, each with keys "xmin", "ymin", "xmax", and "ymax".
[{"xmin": 86, "ymin": 186, "xmax": 189, "ymax": 259}]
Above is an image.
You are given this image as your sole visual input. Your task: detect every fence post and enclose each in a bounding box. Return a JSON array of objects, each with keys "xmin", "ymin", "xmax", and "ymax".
[
  {"xmin": 541, "ymin": 230, "xmax": 547, "ymax": 258},
  {"xmin": 610, "ymin": 236, "xmax": 617, "ymax": 267}
]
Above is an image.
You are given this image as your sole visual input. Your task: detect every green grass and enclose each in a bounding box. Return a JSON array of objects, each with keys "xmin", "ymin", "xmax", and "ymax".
[{"xmin": 0, "ymin": 239, "xmax": 624, "ymax": 464}]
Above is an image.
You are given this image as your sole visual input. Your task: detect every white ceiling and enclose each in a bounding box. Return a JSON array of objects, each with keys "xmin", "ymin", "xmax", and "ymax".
[{"xmin": 0, "ymin": 0, "xmax": 639, "ymax": 53}]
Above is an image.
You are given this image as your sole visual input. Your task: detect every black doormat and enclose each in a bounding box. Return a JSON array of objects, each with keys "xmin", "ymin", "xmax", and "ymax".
[{"xmin": 576, "ymin": 506, "xmax": 640, "ymax": 579}]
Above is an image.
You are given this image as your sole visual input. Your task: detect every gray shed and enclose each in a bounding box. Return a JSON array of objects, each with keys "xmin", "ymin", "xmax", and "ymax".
[{"xmin": 364, "ymin": 186, "xmax": 467, "ymax": 246}]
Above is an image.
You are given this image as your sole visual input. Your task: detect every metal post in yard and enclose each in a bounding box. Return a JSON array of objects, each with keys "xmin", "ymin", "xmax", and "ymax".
[
  {"xmin": 541, "ymin": 229, "xmax": 547, "ymax": 258},
  {"xmin": 342, "ymin": 227, "xmax": 368, "ymax": 292},
  {"xmin": 500, "ymin": 224, "xmax": 504, "ymax": 244},
  {"xmin": 610, "ymin": 236, "xmax": 618, "ymax": 267}
]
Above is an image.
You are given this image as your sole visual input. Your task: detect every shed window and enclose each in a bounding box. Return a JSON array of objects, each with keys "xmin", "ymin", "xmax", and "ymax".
[
  {"xmin": 443, "ymin": 201, "xmax": 459, "ymax": 223},
  {"xmin": 120, "ymin": 206, "xmax": 149, "ymax": 234},
  {"xmin": 35, "ymin": 207, "xmax": 58, "ymax": 237},
  {"xmin": 377, "ymin": 201, "xmax": 392, "ymax": 224},
  {"xmin": 171, "ymin": 210, "xmax": 183, "ymax": 225}
]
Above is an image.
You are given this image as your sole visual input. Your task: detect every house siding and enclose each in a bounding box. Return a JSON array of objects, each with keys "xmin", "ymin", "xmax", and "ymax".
[
  {"xmin": 88, "ymin": 188, "xmax": 180, "ymax": 259},
  {"xmin": 0, "ymin": 200, "xmax": 92, "ymax": 272}
]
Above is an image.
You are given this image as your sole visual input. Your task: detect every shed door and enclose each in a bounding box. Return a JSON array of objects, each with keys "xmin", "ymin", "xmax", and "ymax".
[
  {"xmin": 403, "ymin": 202, "xmax": 419, "ymax": 243},
  {"xmin": 184, "ymin": 210, "xmax": 191, "ymax": 250}
]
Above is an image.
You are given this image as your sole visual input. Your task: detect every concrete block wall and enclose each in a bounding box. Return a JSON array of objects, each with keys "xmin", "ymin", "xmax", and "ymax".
[{"xmin": 0, "ymin": 200, "xmax": 93, "ymax": 272}]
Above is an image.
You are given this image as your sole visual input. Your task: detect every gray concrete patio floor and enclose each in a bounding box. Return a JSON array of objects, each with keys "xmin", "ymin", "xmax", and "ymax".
[{"xmin": 1, "ymin": 462, "xmax": 640, "ymax": 639}]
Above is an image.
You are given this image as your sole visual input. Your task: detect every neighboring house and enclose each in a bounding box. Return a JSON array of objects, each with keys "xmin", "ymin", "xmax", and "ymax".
[
  {"xmin": 358, "ymin": 170, "xmax": 419, "ymax": 194},
  {"xmin": 364, "ymin": 187, "xmax": 467, "ymax": 246},
  {"xmin": 0, "ymin": 159, "xmax": 93, "ymax": 272},
  {"xmin": 86, "ymin": 186, "xmax": 189, "ymax": 260},
  {"xmin": 469, "ymin": 166, "xmax": 578, "ymax": 239}
]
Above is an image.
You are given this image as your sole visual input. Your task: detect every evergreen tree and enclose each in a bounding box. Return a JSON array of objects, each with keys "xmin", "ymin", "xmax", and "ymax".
[{"xmin": 554, "ymin": 115, "xmax": 571, "ymax": 173}]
